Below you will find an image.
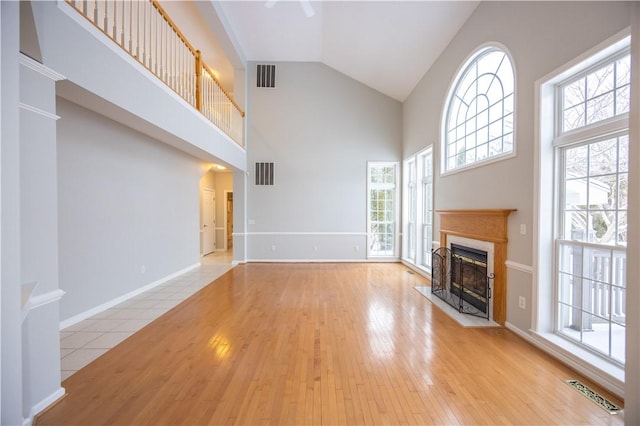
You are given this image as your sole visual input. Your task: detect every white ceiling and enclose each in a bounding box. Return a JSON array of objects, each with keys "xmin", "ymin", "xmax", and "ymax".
[{"xmin": 216, "ymin": 0, "xmax": 480, "ymax": 101}]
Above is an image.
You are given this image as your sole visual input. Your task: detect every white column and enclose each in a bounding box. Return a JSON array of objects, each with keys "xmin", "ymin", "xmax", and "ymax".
[
  {"xmin": 19, "ymin": 54, "xmax": 66, "ymax": 421},
  {"xmin": 1, "ymin": 2, "xmax": 24, "ymax": 425}
]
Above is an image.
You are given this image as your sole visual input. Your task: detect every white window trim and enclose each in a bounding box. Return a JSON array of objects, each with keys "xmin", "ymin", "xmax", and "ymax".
[
  {"xmin": 533, "ymin": 28, "xmax": 631, "ymax": 396},
  {"xmin": 440, "ymin": 41, "xmax": 518, "ymax": 177},
  {"xmin": 404, "ymin": 157, "xmax": 417, "ymax": 264},
  {"xmin": 420, "ymin": 147, "xmax": 434, "ymax": 271},
  {"xmin": 401, "ymin": 147, "xmax": 433, "ymax": 274},
  {"xmin": 367, "ymin": 161, "xmax": 400, "ymax": 259}
]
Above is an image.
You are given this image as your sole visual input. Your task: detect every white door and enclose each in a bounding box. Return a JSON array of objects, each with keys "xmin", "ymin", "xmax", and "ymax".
[{"xmin": 202, "ymin": 189, "xmax": 216, "ymax": 255}]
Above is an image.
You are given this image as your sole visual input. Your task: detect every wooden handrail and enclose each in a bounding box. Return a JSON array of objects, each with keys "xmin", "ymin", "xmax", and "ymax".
[
  {"xmin": 150, "ymin": 0, "xmax": 197, "ymax": 57},
  {"xmin": 150, "ymin": 0, "xmax": 244, "ymax": 117},
  {"xmin": 202, "ymin": 62, "xmax": 245, "ymax": 118},
  {"xmin": 65, "ymin": 0, "xmax": 245, "ymax": 143}
]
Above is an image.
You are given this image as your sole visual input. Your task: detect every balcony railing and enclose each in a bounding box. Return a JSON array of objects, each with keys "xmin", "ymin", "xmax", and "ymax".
[{"xmin": 65, "ymin": 0, "xmax": 245, "ymax": 146}]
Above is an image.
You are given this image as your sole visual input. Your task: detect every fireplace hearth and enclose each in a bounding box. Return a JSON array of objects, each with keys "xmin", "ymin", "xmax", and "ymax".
[{"xmin": 431, "ymin": 246, "xmax": 494, "ymax": 319}]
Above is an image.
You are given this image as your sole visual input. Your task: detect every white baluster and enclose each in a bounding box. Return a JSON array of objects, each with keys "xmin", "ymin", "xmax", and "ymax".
[
  {"xmin": 120, "ymin": 0, "xmax": 125, "ymax": 46},
  {"xmin": 136, "ymin": 1, "xmax": 140, "ymax": 59},
  {"xmin": 104, "ymin": 0, "xmax": 108, "ymax": 32},
  {"xmin": 153, "ymin": 8, "xmax": 160, "ymax": 76},
  {"xmin": 128, "ymin": 0, "xmax": 132, "ymax": 52},
  {"xmin": 158, "ymin": 17, "xmax": 166, "ymax": 82}
]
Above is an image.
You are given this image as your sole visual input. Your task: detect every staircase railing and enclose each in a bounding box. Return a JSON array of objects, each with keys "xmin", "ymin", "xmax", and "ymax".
[{"xmin": 65, "ymin": 0, "xmax": 245, "ymax": 146}]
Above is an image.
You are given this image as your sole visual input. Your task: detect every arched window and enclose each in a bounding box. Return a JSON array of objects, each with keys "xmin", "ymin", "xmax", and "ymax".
[{"xmin": 443, "ymin": 46, "xmax": 515, "ymax": 173}]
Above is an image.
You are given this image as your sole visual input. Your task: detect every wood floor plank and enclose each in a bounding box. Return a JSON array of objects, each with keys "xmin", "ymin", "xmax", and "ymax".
[{"xmin": 36, "ymin": 263, "xmax": 625, "ymax": 425}]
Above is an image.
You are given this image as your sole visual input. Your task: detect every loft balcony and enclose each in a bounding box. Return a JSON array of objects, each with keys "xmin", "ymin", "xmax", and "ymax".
[
  {"xmin": 64, "ymin": 0, "xmax": 244, "ymax": 146},
  {"xmin": 24, "ymin": 0, "xmax": 246, "ymax": 171}
]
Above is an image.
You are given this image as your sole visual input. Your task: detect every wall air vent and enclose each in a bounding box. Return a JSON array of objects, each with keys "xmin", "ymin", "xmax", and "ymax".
[
  {"xmin": 255, "ymin": 162, "xmax": 275, "ymax": 186},
  {"xmin": 256, "ymin": 64, "xmax": 276, "ymax": 88}
]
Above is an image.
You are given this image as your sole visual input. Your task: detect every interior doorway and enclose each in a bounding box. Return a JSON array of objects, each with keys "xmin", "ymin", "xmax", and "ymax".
[
  {"xmin": 200, "ymin": 167, "xmax": 234, "ymax": 258},
  {"xmin": 225, "ymin": 191, "xmax": 233, "ymax": 250},
  {"xmin": 201, "ymin": 188, "xmax": 216, "ymax": 256}
]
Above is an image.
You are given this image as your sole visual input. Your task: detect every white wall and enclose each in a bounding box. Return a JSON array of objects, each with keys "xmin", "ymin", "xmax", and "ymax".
[
  {"xmin": 402, "ymin": 0, "xmax": 633, "ymax": 333},
  {"xmin": 57, "ymin": 98, "xmax": 203, "ymax": 322},
  {"xmin": 246, "ymin": 62, "xmax": 402, "ymax": 261}
]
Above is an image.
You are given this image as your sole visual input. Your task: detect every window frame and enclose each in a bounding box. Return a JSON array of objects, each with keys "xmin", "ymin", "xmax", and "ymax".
[
  {"xmin": 401, "ymin": 147, "xmax": 433, "ymax": 273},
  {"xmin": 367, "ymin": 161, "xmax": 400, "ymax": 259},
  {"xmin": 556, "ymin": 49, "xmax": 631, "ymax": 136},
  {"xmin": 441, "ymin": 43, "xmax": 517, "ymax": 176},
  {"xmin": 534, "ymin": 30, "xmax": 631, "ymax": 382},
  {"xmin": 554, "ymin": 132, "xmax": 628, "ymax": 366},
  {"xmin": 420, "ymin": 148, "xmax": 434, "ymax": 270}
]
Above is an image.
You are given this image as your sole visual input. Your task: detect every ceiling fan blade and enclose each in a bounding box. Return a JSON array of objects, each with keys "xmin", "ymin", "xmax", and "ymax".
[{"xmin": 300, "ymin": 0, "xmax": 315, "ymax": 18}]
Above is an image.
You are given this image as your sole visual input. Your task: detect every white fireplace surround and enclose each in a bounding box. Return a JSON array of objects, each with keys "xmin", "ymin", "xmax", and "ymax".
[{"xmin": 447, "ymin": 235, "xmax": 495, "ymax": 321}]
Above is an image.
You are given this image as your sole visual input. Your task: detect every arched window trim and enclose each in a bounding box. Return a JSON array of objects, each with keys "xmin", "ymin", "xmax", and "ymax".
[{"xmin": 440, "ymin": 42, "xmax": 517, "ymax": 176}]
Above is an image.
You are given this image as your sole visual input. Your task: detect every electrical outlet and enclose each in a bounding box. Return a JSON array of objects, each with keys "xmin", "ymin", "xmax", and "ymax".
[
  {"xmin": 141, "ymin": 265, "xmax": 146, "ymax": 273},
  {"xmin": 271, "ymin": 245, "xmax": 276, "ymax": 251},
  {"xmin": 354, "ymin": 245, "xmax": 359, "ymax": 252},
  {"xmin": 313, "ymin": 245, "xmax": 318, "ymax": 252},
  {"xmin": 518, "ymin": 296, "xmax": 526, "ymax": 309},
  {"xmin": 520, "ymin": 224, "xmax": 526, "ymax": 235}
]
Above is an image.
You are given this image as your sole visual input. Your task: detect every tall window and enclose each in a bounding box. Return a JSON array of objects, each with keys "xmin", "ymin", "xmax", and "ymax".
[
  {"xmin": 443, "ymin": 46, "xmax": 514, "ymax": 173},
  {"xmin": 406, "ymin": 159, "xmax": 417, "ymax": 262},
  {"xmin": 421, "ymin": 149, "xmax": 433, "ymax": 269},
  {"xmin": 401, "ymin": 147, "xmax": 433, "ymax": 272},
  {"xmin": 368, "ymin": 162, "xmax": 399, "ymax": 257},
  {"xmin": 555, "ymin": 50, "xmax": 630, "ymax": 365}
]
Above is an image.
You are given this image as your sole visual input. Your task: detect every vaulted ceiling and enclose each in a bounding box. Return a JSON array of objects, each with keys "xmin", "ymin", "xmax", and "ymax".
[{"xmin": 216, "ymin": 0, "xmax": 479, "ymax": 101}]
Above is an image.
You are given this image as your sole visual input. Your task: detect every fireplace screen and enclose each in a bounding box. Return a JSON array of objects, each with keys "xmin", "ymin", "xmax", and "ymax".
[{"xmin": 431, "ymin": 246, "xmax": 494, "ymax": 320}]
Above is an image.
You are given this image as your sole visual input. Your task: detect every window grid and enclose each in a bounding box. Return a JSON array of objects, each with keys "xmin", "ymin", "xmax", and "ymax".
[
  {"xmin": 554, "ymin": 50, "xmax": 629, "ymax": 365},
  {"xmin": 407, "ymin": 160, "xmax": 417, "ymax": 262},
  {"xmin": 421, "ymin": 150, "xmax": 433, "ymax": 269},
  {"xmin": 444, "ymin": 48, "xmax": 514, "ymax": 172},
  {"xmin": 560, "ymin": 53, "xmax": 630, "ymax": 133},
  {"xmin": 368, "ymin": 163, "xmax": 397, "ymax": 257}
]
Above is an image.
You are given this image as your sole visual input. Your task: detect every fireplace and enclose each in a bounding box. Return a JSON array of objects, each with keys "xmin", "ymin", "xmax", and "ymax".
[
  {"xmin": 451, "ymin": 244, "xmax": 489, "ymax": 313},
  {"xmin": 431, "ymin": 244, "xmax": 493, "ymax": 319},
  {"xmin": 435, "ymin": 209, "xmax": 516, "ymax": 325}
]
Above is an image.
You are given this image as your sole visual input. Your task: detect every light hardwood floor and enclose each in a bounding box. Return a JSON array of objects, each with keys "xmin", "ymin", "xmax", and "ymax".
[{"xmin": 36, "ymin": 263, "xmax": 624, "ymax": 425}]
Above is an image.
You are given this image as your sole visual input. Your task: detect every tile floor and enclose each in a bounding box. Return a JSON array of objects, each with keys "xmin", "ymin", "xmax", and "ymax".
[{"xmin": 59, "ymin": 251, "xmax": 234, "ymax": 381}]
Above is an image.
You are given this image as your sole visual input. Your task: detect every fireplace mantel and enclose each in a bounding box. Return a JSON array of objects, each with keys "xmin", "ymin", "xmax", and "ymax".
[{"xmin": 435, "ymin": 209, "xmax": 516, "ymax": 325}]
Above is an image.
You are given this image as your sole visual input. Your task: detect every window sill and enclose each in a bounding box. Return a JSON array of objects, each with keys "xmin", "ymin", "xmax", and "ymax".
[{"xmin": 528, "ymin": 330, "xmax": 624, "ymax": 398}]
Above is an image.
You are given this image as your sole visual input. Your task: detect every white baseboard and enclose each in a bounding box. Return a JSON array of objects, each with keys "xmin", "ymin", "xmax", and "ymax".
[
  {"xmin": 400, "ymin": 260, "xmax": 431, "ymax": 280},
  {"xmin": 504, "ymin": 321, "xmax": 532, "ymax": 340},
  {"xmin": 246, "ymin": 258, "xmax": 398, "ymax": 263},
  {"xmin": 504, "ymin": 322, "xmax": 624, "ymax": 399},
  {"xmin": 24, "ymin": 387, "xmax": 65, "ymax": 425},
  {"xmin": 60, "ymin": 263, "xmax": 199, "ymax": 330}
]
